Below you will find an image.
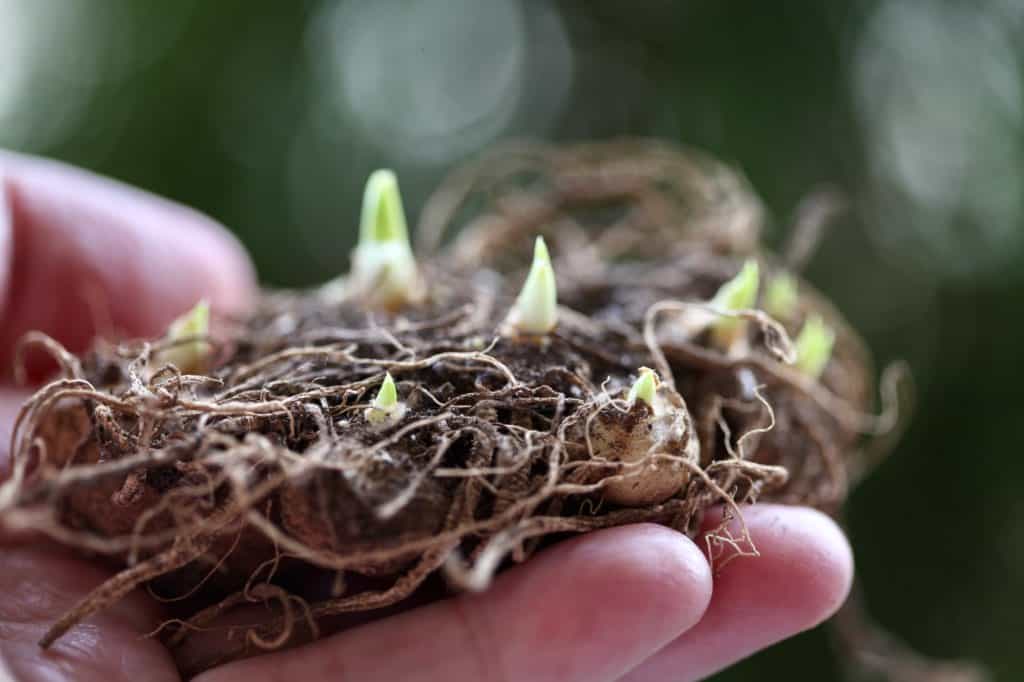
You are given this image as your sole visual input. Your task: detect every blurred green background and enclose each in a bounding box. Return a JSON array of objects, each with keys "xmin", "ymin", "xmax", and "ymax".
[{"xmin": 3, "ymin": 1, "xmax": 1021, "ymax": 679}]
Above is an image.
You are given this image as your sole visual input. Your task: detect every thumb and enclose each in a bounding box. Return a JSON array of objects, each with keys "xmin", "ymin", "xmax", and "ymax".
[{"xmin": 0, "ymin": 151, "xmax": 257, "ymax": 380}]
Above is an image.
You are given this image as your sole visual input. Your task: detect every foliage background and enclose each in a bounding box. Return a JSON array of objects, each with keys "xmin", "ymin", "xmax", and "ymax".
[{"xmin": 3, "ymin": 1, "xmax": 1021, "ymax": 679}]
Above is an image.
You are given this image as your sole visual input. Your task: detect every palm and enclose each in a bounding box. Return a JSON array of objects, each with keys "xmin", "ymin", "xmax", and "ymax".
[
  {"xmin": 0, "ymin": 540, "xmax": 179, "ymax": 681},
  {"xmin": 0, "ymin": 152, "xmax": 853, "ymax": 682}
]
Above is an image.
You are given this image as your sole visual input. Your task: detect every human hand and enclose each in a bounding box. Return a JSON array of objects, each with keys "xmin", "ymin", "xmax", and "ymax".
[{"xmin": 0, "ymin": 152, "xmax": 853, "ymax": 682}]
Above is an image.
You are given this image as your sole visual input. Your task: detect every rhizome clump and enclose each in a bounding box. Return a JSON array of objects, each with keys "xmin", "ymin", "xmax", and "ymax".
[{"xmin": 1, "ymin": 140, "xmax": 915, "ymax": 677}]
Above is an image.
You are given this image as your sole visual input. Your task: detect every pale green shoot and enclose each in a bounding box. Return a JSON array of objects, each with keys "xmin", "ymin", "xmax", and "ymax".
[
  {"xmin": 765, "ymin": 273, "xmax": 799, "ymax": 320},
  {"xmin": 506, "ymin": 236, "xmax": 558, "ymax": 335},
  {"xmin": 365, "ymin": 372, "xmax": 406, "ymax": 424},
  {"xmin": 794, "ymin": 314, "xmax": 836, "ymax": 379},
  {"xmin": 162, "ymin": 300, "xmax": 210, "ymax": 373},
  {"xmin": 627, "ymin": 367, "xmax": 659, "ymax": 407},
  {"xmin": 709, "ymin": 259, "xmax": 760, "ymax": 349},
  {"xmin": 351, "ymin": 169, "xmax": 418, "ymax": 308}
]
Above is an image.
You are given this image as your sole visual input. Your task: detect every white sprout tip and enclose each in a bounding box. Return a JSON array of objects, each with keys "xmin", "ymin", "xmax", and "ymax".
[
  {"xmin": 627, "ymin": 367, "xmax": 659, "ymax": 407},
  {"xmin": 794, "ymin": 314, "xmax": 836, "ymax": 379},
  {"xmin": 507, "ymin": 236, "xmax": 558, "ymax": 335},
  {"xmin": 533, "ymin": 234, "xmax": 551, "ymax": 264}
]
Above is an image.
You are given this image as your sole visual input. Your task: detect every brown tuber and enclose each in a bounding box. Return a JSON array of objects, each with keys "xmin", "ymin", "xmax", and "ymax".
[
  {"xmin": 0, "ymin": 141, "xmax": 922, "ymax": 678},
  {"xmin": 586, "ymin": 368, "xmax": 697, "ymax": 506}
]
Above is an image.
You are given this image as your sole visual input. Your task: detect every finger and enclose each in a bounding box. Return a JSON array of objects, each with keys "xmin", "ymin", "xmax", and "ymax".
[
  {"xmin": 0, "ymin": 389, "xmax": 29, "ymax": 491},
  {"xmin": 196, "ymin": 524, "xmax": 713, "ymax": 682},
  {"xmin": 0, "ymin": 388, "xmax": 27, "ymax": 452},
  {"xmin": 0, "ymin": 150, "xmax": 256, "ymax": 376},
  {"xmin": 620, "ymin": 504, "xmax": 853, "ymax": 682},
  {"xmin": 0, "ymin": 545, "xmax": 177, "ymax": 682}
]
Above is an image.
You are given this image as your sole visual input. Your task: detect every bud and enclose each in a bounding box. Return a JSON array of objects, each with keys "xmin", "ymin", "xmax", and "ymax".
[
  {"xmin": 365, "ymin": 372, "xmax": 407, "ymax": 425},
  {"xmin": 709, "ymin": 259, "xmax": 760, "ymax": 350},
  {"xmin": 765, "ymin": 273, "xmax": 799, "ymax": 320},
  {"xmin": 587, "ymin": 374, "xmax": 696, "ymax": 506},
  {"xmin": 160, "ymin": 300, "xmax": 210, "ymax": 373},
  {"xmin": 350, "ymin": 169, "xmax": 419, "ymax": 309},
  {"xmin": 505, "ymin": 236, "xmax": 558, "ymax": 336},
  {"xmin": 626, "ymin": 367, "xmax": 659, "ymax": 407},
  {"xmin": 794, "ymin": 314, "xmax": 836, "ymax": 379}
]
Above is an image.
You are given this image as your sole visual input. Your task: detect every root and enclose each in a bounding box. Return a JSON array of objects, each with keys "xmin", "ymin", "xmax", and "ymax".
[
  {"xmin": 13, "ymin": 331, "xmax": 84, "ymax": 385},
  {"xmin": 40, "ymin": 535, "xmax": 213, "ymax": 648},
  {"xmin": 783, "ymin": 187, "xmax": 847, "ymax": 272}
]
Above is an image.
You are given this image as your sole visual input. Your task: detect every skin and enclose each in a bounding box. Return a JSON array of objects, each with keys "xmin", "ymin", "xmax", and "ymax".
[{"xmin": 0, "ymin": 151, "xmax": 854, "ymax": 682}]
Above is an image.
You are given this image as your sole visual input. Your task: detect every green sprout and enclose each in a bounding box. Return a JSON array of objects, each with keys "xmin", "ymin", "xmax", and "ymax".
[
  {"xmin": 626, "ymin": 367, "xmax": 659, "ymax": 407},
  {"xmin": 161, "ymin": 299, "xmax": 210, "ymax": 373},
  {"xmin": 765, "ymin": 273, "xmax": 799, "ymax": 321},
  {"xmin": 794, "ymin": 314, "xmax": 836, "ymax": 379},
  {"xmin": 359, "ymin": 169, "xmax": 409, "ymax": 244},
  {"xmin": 365, "ymin": 372, "xmax": 406, "ymax": 425},
  {"xmin": 350, "ymin": 169, "xmax": 419, "ymax": 308},
  {"xmin": 709, "ymin": 259, "xmax": 760, "ymax": 350},
  {"xmin": 506, "ymin": 236, "xmax": 558, "ymax": 335}
]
